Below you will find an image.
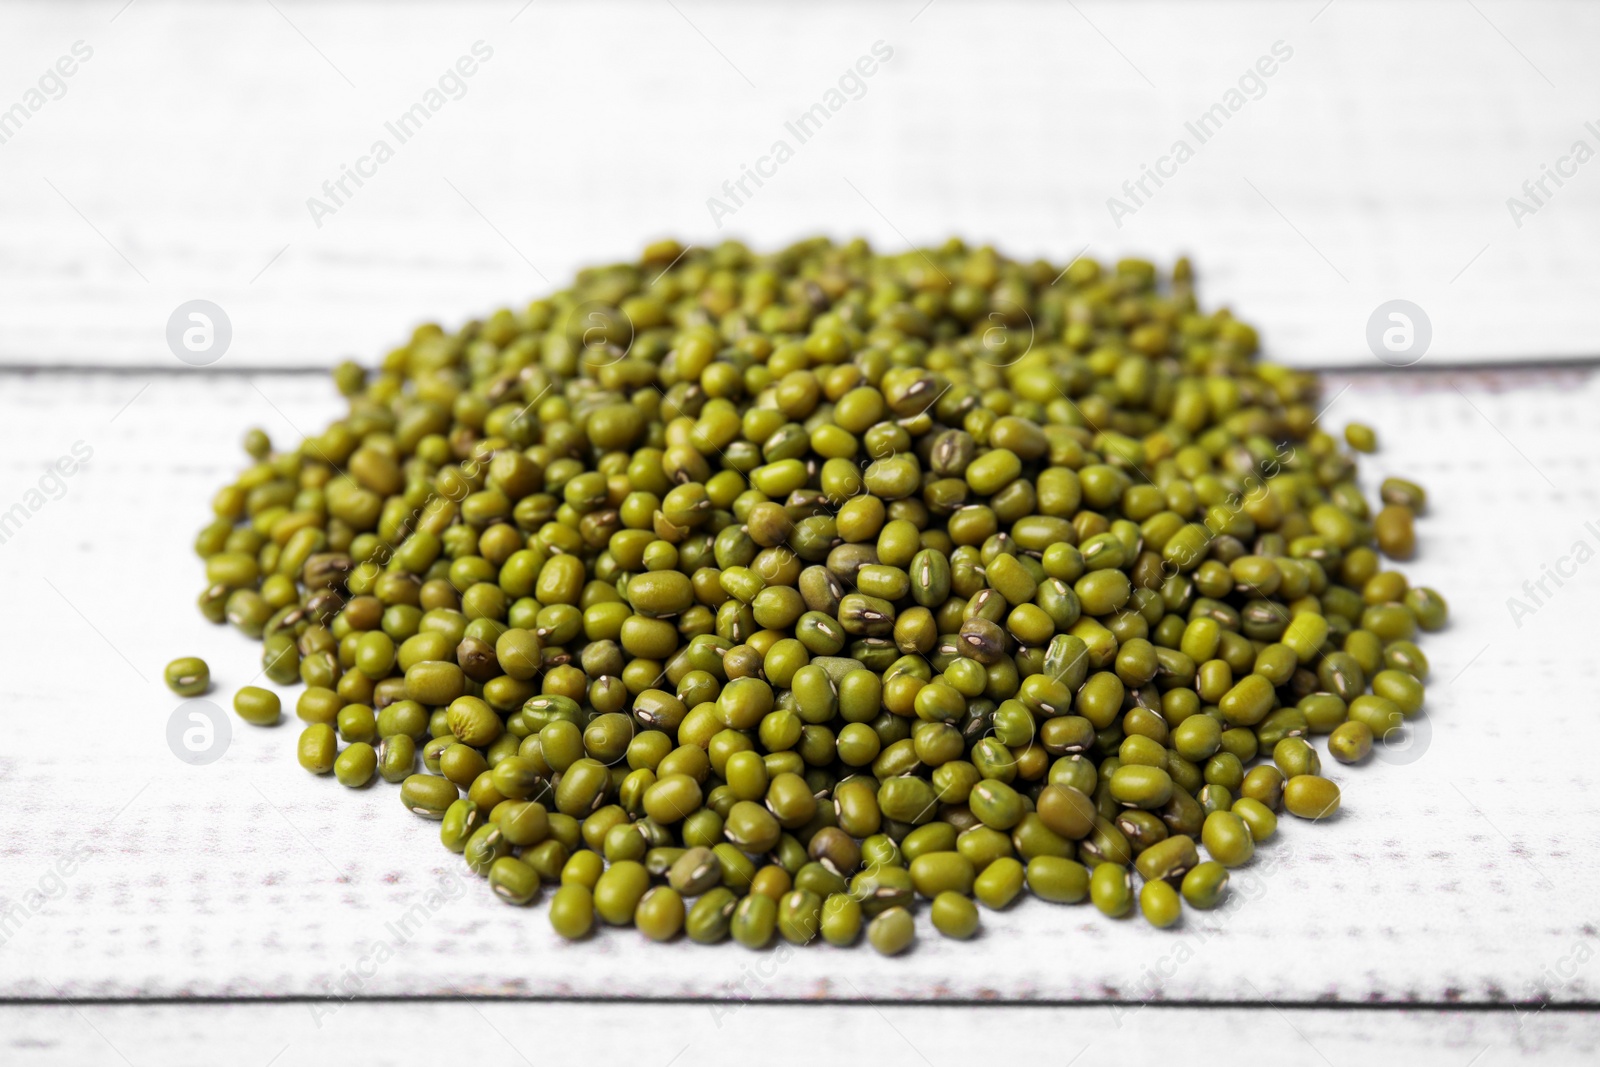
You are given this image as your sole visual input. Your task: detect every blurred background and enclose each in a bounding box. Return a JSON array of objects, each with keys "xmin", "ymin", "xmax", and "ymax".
[{"xmin": 1, "ymin": 0, "xmax": 1596, "ymax": 370}]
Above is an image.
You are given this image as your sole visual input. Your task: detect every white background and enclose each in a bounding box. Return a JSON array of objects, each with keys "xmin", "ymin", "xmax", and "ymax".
[{"xmin": 2, "ymin": 2, "xmax": 1599, "ymax": 1065}]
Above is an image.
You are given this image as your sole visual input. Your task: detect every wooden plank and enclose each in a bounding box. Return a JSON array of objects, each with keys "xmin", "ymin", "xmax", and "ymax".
[
  {"xmin": 3, "ymin": 1001, "xmax": 1598, "ymax": 1067},
  {"xmin": 0, "ymin": 1, "xmax": 1597, "ymax": 368},
  {"xmin": 1, "ymin": 367, "xmax": 1597, "ymax": 1004}
]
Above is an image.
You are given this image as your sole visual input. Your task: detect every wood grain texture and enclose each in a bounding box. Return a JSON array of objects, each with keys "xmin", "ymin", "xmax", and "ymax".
[
  {"xmin": 1, "ymin": 367, "xmax": 1596, "ymax": 1006},
  {"xmin": 4, "ymin": 3, "xmax": 1599, "ymax": 1059},
  {"xmin": 4, "ymin": 1001, "xmax": 1598, "ymax": 1067},
  {"xmin": 0, "ymin": 0, "xmax": 1598, "ymax": 368}
]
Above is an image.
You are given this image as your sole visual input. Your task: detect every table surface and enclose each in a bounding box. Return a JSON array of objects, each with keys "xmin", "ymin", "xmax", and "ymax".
[
  {"xmin": 4, "ymin": 1, "xmax": 1600, "ymax": 1063},
  {"xmin": 3, "ymin": 364, "xmax": 1596, "ymax": 1005}
]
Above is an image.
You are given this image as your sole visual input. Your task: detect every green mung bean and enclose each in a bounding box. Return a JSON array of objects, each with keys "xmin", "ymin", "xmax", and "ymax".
[
  {"xmin": 1344, "ymin": 423, "xmax": 1378, "ymax": 453},
  {"xmin": 334, "ymin": 742, "xmax": 376, "ymax": 788},
  {"xmin": 1181, "ymin": 861, "xmax": 1230, "ymax": 909},
  {"xmin": 165, "ymin": 657, "xmax": 210, "ymax": 697},
  {"xmin": 867, "ymin": 906, "xmax": 915, "ymax": 956},
  {"xmin": 182, "ymin": 240, "xmax": 1444, "ymax": 947},
  {"xmin": 549, "ymin": 884, "xmax": 594, "ymax": 939},
  {"xmin": 233, "ymin": 686, "xmax": 281, "ymax": 726},
  {"xmin": 1139, "ymin": 879, "xmax": 1182, "ymax": 928}
]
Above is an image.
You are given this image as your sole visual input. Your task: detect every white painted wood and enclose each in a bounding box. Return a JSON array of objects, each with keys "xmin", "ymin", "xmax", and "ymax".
[
  {"xmin": 4, "ymin": 0, "xmax": 1599, "ymax": 1053},
  {"xmin": 4, "ymin": 1001, "xmax": 1599, "ymax": 1067},
  {"xmin": 1, "ymin": 367, "xmax": 1596, "ymax": 1006},
  {"xmin": 1, "ymin": 1, "xmax": 1598, "ymax": 368}
]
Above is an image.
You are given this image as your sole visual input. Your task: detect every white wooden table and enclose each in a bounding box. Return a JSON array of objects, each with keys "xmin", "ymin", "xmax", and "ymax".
[{"xmin": 3, "ymin": 1, "xmax": 1600, "ymax": 1063}]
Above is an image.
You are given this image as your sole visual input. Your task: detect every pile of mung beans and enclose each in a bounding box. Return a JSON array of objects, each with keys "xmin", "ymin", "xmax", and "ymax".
[{"xmin": 175, "ymin": 237, "xmax": 1445, "ymax": 953}]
